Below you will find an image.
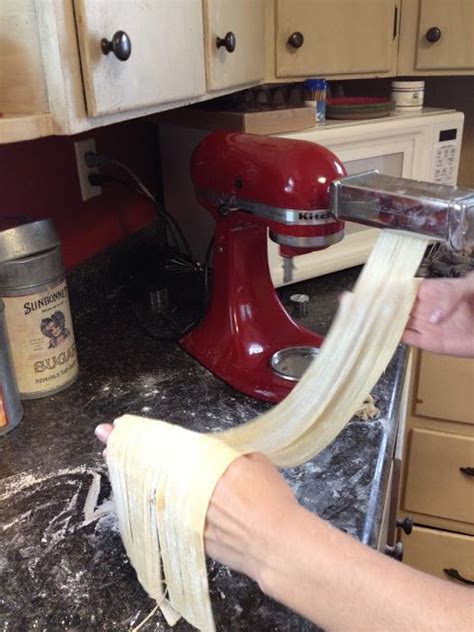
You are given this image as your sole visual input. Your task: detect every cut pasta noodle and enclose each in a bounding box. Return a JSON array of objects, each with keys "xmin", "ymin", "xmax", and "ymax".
[
  {"xmin": 107, "ymin": 230, "xmax": 429, "ymax": 631},
  {"xmin": 354, "ymin": 394, "xmax": 380, "ymax": 421}
]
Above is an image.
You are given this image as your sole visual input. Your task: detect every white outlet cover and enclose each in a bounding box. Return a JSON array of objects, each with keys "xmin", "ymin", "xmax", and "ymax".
[{"xmin": 74, "ymin": 138, "xmax": 102, "ymax": 201}]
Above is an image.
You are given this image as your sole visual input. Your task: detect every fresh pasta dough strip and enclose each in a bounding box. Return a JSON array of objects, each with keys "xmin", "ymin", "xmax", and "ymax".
[
  {"xmin": 106, "ymin": 418, "xmax": 181, "ymax": 626},
  {"xmin": 107, "ymin": 418, "xmax": 243, "ymax": 631},
  {"xmin": 219, "ymin": 230, "xmax": 427, "ymax": 465},
  {"xmin": 107, "ymin": 230, "xmax": 429, "ymax": 631}
]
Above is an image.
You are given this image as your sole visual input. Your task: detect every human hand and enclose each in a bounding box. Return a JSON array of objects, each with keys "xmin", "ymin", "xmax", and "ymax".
[
  {"xmin": 95, "ymin": 424, "xmax": 297, "ymax": 587},
  {"xmin": 402, "ymin": 272, "xmax": 474, "ymax": 357}
]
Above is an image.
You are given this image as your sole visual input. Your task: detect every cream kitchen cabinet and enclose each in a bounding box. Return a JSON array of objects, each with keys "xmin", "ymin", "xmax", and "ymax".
[
  {"xmin": 0, "ymin": 1, "xmax": 54, "ymax": 142},
  {"xmin": 265, "ymin": 0, "xmax": 474, "ymax": 82},
  {"xmin": 398, "ymin": 350, "xmax": 474, "ymax": 586},
  {"xmin": 204, "ymin": 0, "xmax": 265, "ymax": 91},
  {"xmin": 398, "ymin": 0, "xmax": 474, "ymax": 75},
  {"xmin": 401, "ymin": 526, "xmax": 474, "ymax": 584},
  {"xmin": 74, "ymin": 0, "xmax": 206, "ymax": 117},
  {"xmin": 415, "ymin": 352, "xmax": 474, "ymax": 424},
  {"xmin": 0, "ymin": 0, "xmax": 265, "ymax": 144},
  {"xmin": 267, "ymin": 0, "xmax": 399, "ymax": 81}
]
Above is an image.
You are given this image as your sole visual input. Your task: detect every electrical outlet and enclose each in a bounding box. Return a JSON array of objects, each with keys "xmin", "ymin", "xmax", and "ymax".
[{"xmin": 74, "ymin": 138, "xmax": 102, "ymax": 201}]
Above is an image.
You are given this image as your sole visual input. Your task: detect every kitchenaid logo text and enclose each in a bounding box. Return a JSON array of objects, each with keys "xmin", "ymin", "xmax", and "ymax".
[
  {"xmin": 298, "ymin": 211, "xmax": 331, "ymax": 221},
  {"xmin": 23, "ymin": 288, "xmax": 67, "ymax": 315}
]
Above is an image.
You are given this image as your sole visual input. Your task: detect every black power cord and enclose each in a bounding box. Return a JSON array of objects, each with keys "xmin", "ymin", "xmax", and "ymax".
[
  {"xmin": 86, "ymin": 151, "xmax": 202, "ymax": 272},
  {"xmin": 87, "ymin": 166, "xmax": 215, "ymax": 341},
  {"xmin": 88, "ymin": 171, "xmax": 199, "ymax": 274}
]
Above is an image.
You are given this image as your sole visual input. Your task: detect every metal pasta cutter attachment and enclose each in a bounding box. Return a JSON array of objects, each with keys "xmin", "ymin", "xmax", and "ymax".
[{"xmin": 330, "ymin": 171, "xmax": 474, "ymax": 251}]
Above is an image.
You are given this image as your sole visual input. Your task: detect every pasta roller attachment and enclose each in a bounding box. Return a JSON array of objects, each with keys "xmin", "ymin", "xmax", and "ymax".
[{"xmin": 330, "ymin": 171, "xmax": 474, "ymax": 251}]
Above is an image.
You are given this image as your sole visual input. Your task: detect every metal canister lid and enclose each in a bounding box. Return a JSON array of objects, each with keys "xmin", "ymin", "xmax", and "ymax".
[
  {"xmin": 0, "ymin": 219, "xmax": 60, "ymax": 264},
  {"xmin": 0, "ymin": 246, "xmax": 63, "ymax": 292}
]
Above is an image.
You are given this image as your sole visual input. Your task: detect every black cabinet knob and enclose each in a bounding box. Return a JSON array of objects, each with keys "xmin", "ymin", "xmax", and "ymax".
[
  {"xmin": 426, "ymin": 27, "xmax": 442, "ymax": 43},
  {"xmin": 216, "ymin": 32, "xmax": 236, "ymax": 53},
  {"xmin": 460, "ymin": 466, "xmax": 474, "ymax": 477},
  {"xmin": 101, "ymin": 31, "xmax": 132, "ymax": 61},
  {"xmin": 288, "ymin": 32, "xmax": 304, "ymax": 48},
  {"xmin": 396, "ymin": 517, "xmax": 414, "ymax": 535},
  {"xmin": 385, "ymin": 542, "xmax": 403, "ymax": 561}
]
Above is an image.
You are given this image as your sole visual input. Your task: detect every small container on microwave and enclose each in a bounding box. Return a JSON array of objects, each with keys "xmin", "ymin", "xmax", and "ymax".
[{"xmin": 390, "ymin": 80, "xmax": 425, "ymax": 110}]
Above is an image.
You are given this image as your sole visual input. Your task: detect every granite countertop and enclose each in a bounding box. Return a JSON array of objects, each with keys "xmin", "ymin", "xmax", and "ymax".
[{"xmin": 0, "ymin": 233, "xmax": 409, "ymax": 632}]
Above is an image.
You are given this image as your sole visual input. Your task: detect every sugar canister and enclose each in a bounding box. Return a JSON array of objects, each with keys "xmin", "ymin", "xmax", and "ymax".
[
  {"xmin": 0, "ymin": 220, "xmax": 78, "ymax": 399},
  {"xmin": 0, "ymin": 298, "xmax": 23, "ymax": 435}
]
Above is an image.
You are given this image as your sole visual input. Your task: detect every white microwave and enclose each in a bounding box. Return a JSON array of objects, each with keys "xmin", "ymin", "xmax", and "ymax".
[{"xmin": 159, "ymin": 108, "xmax": 464, "ymax": 285}]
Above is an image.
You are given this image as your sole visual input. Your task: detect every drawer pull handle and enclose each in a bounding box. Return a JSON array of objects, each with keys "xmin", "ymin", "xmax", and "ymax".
[
  {"xmin": 101, "ymin": 31, "xmax": 132, "ymax": 61},
  {"xmin": 443, "ymin": 568, "xmax": 474, "ymax": 586},
  {"xmin": 396, "ymin": 517, "xmax": 413, "ymax": 535},
  {"xmin": 216, "ymin": 32, "xmax": 236, "ymax": 53},
  {"xmin": 425, "ymin": 27, "xmax": 442, "ymax": 43},
  {"xmin": 460, "ymin": 466, "xmax": 474, "ymax": 478},
  {"xmin": 288, "ymin": 32, "xmax": 304, "ymax": 49},
  {"xmin": 385, "ymin": 542, "xmax": 403, "ymax": 561}
]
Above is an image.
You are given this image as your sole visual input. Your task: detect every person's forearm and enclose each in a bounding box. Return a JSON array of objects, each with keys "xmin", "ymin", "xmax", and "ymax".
[{"xmin": 257, "ymin": 504, "xmax": 473, "ymax": 631}]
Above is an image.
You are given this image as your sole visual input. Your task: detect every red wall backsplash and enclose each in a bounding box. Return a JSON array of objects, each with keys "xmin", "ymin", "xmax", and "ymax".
[{"xmin": 0, "ymin": 119, "xmax": 158, "ymax": 269}]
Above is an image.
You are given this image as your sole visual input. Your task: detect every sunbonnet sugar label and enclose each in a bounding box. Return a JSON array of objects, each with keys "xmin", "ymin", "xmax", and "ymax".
[{"xmin": 3, "ymin": 279, "xmax": 78, "ymax": 397}]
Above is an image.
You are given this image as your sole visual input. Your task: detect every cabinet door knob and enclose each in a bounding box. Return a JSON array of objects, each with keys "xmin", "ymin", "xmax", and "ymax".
[
  {"xmin": 443, "ymin": 568, "xmax": 474, "ymax": 586},
  {"xmin": 425, "ymin": 27, "xmax": 442, "ymax": 43},
  {"xmin": 101, "ymin": 31, "xmax": 132, "ymax": 61},
  {"xmin": 216, "ymin": 32, "xmax": 236, "ymax": 53},
  {"xmin": 460, "ymin": 466, "xmax": 474, "ymax": 477},
  {"xmin": 384, "ymin": 542, "xmax": 403, "ymax": 561},
  {"xmin": 288, "ymin": 32, "xmax": 304, "ymax": 48},
  {"xmin": 396, "ymin": 517, "xmax": 414, "ymax": 535}
]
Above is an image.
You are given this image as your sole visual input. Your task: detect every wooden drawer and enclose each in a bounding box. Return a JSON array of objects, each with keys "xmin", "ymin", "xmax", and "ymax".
[
  {"xmin": 401, "ymin": 0, "xmax": 474, "ymax": 74},
  {"xmin": 203, "ymin": 0, "xmax": 265, "ymax": 91},
  {"xmin": 402, "ymin": 526, "xmax": 474, "ymax": 585},
  {"xmin": 415, "ymin": 352, "xmax": 474, "ymax": 425},
  {"xmin": 275, "ymin": 0, "xmax": 397, "ymax": 79},
  {"xmin": 74, "ymin": 0, "xmax": 206, "ymax": 117},
  {"xmin": 403, "ymin": 428, "xmax": 474, "ymax": 525}
]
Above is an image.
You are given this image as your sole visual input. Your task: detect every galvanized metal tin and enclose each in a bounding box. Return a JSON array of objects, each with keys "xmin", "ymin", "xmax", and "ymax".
[
  {"xmin": 0, "ymin": 219, "xmax": 60, "ymax": 265},
  {"xmin": 0, "ymin": 246, "xmax": 64, "ymax": 291},
  {"xmin": 0, "ymin": 222, "xmax": 78, "ymax": 399},
  {"xmin": 0, "ymin": 299, "xmax": 23, "ymax": 435}
]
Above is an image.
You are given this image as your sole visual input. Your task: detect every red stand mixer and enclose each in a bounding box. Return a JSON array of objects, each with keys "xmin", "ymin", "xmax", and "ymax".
[
  {"xmin": 180, "ymin": 132, "xmax": 346, "ymax": 403},
  {"xmin": 179, "ymin": 130, "xmax": 474, "ymax": 403}
]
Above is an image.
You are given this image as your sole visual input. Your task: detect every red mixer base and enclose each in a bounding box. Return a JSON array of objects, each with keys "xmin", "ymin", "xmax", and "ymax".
[
  {"xmin": 181, "ymin": 322, "xmax": 322, "ymax": 403},
  {"xmin": 180, "ymin": 212, "xmax": 324, "ymax": 403}
]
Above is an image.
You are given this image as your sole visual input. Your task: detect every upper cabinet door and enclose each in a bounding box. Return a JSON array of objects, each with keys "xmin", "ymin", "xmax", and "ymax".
[
  {"xmin": 203, "ymin": 0, "xmax": 265, "ymax": 91},
  {"xmin": 275, "ymin": 0, "xmax": 398, "ymax": 78},
  {"xmin": 398, "ymin": 0, "xmax": 474, "ymax": 74},
  {"xmin": 74, "ymin": 0, "xmax": 206, "ymax": 117}
]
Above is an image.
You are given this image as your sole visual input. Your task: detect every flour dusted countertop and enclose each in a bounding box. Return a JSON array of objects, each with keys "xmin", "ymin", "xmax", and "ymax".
[{"xmin": 0, "ymin": 229, "xmax": 409, "ymax": 631}]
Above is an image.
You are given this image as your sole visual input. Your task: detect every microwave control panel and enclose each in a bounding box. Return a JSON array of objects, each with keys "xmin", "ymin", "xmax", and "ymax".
[{"xmin": 432, "ymin": 126, "xmax": 461, "ymax": 185}]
